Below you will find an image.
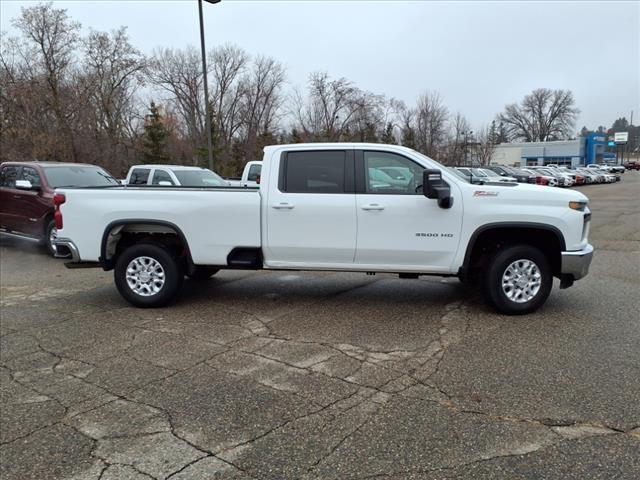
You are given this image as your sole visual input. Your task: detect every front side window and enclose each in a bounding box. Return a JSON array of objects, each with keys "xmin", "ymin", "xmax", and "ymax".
[
  {"xmin": 283, "ymin": 151, "xmax": 346, "ymax": 193},
  {"xmin": 151, "ymin": 169, "xmax": 175, "ymax": 185},
  {"xmin": 20, "ymin": 167, "xmax": 42, "ymax": 187},
  {"xmin": 364, "ymin": 151, "xmax": 423, "ymax": 194},
  {"xmin": 129, "ymin": 169, "xmax": 151, "ymax": 185},
  {"xmin": 0, "ymin": 166, "xmax": 19, "ymax": 188}
]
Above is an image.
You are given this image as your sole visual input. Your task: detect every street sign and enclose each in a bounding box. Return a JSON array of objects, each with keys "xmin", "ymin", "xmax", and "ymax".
[
  {"xmin": 607, "ymin": 141, "xmax": 616, "ymax": 147},
  {"xmin": 614, "ymin": 132, "xmax": 628, "ymax": 143}
]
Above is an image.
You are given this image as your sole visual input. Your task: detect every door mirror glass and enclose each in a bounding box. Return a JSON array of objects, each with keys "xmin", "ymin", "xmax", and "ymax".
[
  {"xmin": 422, "ymin": 169, "xmax": 453, "ymax": 209},
  {"xmin": 15, "ymin": 179, "xmax": 34, "ymax": 190}
]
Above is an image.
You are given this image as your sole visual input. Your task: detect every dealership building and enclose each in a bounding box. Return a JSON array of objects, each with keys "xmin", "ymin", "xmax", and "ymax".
[{"xmin": 491, "ymin": 133, "xmax": 615, "ymax": 167}]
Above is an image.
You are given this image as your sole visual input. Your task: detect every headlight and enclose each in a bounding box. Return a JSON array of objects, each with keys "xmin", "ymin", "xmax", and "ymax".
[{"xmin": 569, "ymin": 200, "xmax": 588, "ymax": 211}]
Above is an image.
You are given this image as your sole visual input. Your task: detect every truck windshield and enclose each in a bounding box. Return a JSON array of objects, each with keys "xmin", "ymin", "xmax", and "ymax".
[
  {"xmin": 173, "ymin": 169, "xmax": 227, "ymax": 187},
  {"xmin": 42, "ymin": 166, "xmax": 119, "ymax": 188}
]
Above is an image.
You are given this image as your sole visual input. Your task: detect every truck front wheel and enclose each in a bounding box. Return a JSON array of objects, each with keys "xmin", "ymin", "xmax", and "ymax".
[
  {"xmin": 114, "ymin": 243, "xmax": 184, "ymax": 308},
  {"xmin": 483, "ymin": 245, "xmax": 552, "ymax": 315}
]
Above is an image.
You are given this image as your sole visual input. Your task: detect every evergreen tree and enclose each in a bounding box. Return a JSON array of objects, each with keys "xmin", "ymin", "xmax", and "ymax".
[{"xmin": 141, "ymin": 102, "xmax": 170, "ymax": 164}]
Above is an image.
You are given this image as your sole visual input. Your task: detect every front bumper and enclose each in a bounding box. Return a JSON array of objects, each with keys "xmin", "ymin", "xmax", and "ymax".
[
  {"xmin": 54, "ymin": 237, "xmax": 80, "ymax": 262},
  {"xmin": 561, "ymin": 243, "xmax": 594, "ymax": 281}
]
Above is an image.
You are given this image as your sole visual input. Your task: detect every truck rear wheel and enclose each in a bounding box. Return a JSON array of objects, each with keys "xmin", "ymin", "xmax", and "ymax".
[
  {"xmin": 114, "ymin": 243, "xmax": 183, "ymax": 308},
  {"xmin": 483, "ymin": 244, "xmax": 552, "ymax": 315}
]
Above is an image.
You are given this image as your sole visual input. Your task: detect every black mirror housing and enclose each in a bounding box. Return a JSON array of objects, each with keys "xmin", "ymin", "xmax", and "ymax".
[{"xmin": 423, "ymin": 169, "xmax": 453, "ymax": 209}]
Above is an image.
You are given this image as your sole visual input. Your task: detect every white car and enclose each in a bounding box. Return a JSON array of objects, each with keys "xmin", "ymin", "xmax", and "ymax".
[{"xmin": 125, "ymin": 165, "xmax": 230, "ymax": 187}]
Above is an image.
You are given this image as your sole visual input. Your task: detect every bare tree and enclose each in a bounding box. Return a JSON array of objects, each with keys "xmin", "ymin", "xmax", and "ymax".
[
  {"xmin": 292, "ymin": 72, "xmax": 387, "ymax": 142},
  {"xmin": 498, "ymin": 88, "xmax": 579, "ymax": 142},
  {"xmin": 415, "ymin": 91, "xmax": 449, "ymax": 159},
  {"xmin": 210, "ymin": 44, "xmax": 249, "ymax": 161},
  {"xmin": 148, "ymin": 46, "xmax": 208, "ymax": 161},
  {"xmin": 11, "ymin": 2, "xmax": 81, "ymax": 161},
  {"xmin": 82, "ymin": 27, "xmax": 146, "ymax": 173},
  {"xmin": 238, "ymin": 55, "xmax": 286, "ymax": 163},
  {"xmin": 475, "ymin": 124, "xmax": 497, "ymax": 166},
  {"xmin": 442, "ymin": 112, "xmax": 471, "ymax": 165}
]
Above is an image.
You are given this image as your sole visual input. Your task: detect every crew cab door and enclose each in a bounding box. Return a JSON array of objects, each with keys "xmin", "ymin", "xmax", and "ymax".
[
  {"xmin": 0, "ymin": 165, "xmax": 21, "ymax": 231},
  {"xmin": 265, "ymin": 149, "xmax": 356, "ymax": 266},
  {"xmin": 354, "ymin": 150, "xmax": 463, "ymax": 272},
  {"xmin": 16, "ymin": 166, "xmax": 49, "ymax": 236}
]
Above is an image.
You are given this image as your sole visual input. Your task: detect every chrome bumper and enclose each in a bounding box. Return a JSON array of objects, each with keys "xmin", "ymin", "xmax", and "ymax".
[
  {"xmin": 561, "ymin": 243, "xmax": 594, "ymax": 281},
  {"xmin": 54, "ymin": 237, "xmax": 80, "ymax": 262}
]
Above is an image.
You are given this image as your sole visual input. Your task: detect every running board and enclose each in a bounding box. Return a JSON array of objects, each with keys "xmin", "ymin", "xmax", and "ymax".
[{"xmin": 0, "ymin": 230, "xmax": 41, "ymax": 243}]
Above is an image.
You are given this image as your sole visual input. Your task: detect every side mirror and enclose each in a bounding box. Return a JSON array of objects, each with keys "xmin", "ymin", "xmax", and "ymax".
[
  {"xmin": 423, "ymin": 169, "xmax": 453, "ymax": 209},
  {"xmin": 15, "ymin": 179, "xmax": 36, "ymax": 190}
]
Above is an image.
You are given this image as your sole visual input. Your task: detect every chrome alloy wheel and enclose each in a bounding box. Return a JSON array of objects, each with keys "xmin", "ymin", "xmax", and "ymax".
[
  {"xmin": 125, "ymin": 256, "xmax": 166, "ymax": 297},
  {"xmin": 501, "ymin": 259, "xmax": 542, "ymax": 303}
]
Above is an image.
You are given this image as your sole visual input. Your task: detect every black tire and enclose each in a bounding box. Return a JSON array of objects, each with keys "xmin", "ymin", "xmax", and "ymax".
[
  {"xmin": 186, "ymin": 266, "xmax": 219, "ymax": 281},
  {"xmin": 482, "ymin": 244, "xmax": 552, "ymax": 315},
  {"xmin": 114, "ymin": 243, "xmax": 184, "ymax": 308},
  {"xmin": 44, "ymin": 220, "xmax": 58, "ymax": 257}
]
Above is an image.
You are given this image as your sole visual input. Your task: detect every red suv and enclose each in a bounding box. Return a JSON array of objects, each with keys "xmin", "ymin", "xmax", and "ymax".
[{"xmin": 0, "ymin": 162, "xmax": 118, "ymax": 256}]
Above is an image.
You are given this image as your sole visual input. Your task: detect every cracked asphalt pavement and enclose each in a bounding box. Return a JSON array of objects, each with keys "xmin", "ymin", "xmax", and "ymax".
[{"xmin": 1, "ymin": 174, "xmax": 639, "ymax": 479}]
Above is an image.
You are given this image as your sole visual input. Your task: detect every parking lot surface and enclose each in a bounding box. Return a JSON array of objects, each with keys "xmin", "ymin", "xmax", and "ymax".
[{"xmin": 1, "ymin": 175, "xmax": 639, "ymax": 480}]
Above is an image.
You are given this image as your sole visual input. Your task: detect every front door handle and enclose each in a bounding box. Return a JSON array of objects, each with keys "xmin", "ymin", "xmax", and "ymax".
[
  {"xmin": 361, "ymin": 203, "xmax": 385, "ymax": 211},
  {"xmin": 272, "ymin": 202, "xmax": 295, "ymax": 210},
  {"xmin": 13, "ymin": 195, "xmax": 22, "ymax": 199}
]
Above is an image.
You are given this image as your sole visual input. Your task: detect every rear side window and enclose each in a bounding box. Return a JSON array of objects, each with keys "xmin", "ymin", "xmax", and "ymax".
[
  {"xmin": 247, "ymin": 164, "xmax": 261, "ymax": 182},
  {"xmin": 282, "ymin": 151, "xmax": 345, "ymax": 193},
  {"xmin": 151, "ymin": 170, "xmax": 175, "ymax": 185},
  {"xmin": 0, "ymin": 166, "xmax": 19, "ymax": 188},
  {"xmin": 129, "ymin": 168, "xmax": 150, "ymax": 185}
]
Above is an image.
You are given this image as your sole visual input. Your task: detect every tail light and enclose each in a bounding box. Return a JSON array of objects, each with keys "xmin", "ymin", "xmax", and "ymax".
[{"xmin": 53, "ymin": 193, "xmax": 65, "ymax": 229}]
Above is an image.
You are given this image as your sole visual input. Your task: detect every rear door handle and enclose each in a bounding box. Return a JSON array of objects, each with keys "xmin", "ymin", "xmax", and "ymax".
[
  {"xmin": 13, "ymin": 195, "xmax": 22, "ymax": 199},
  {"xmin": 361, "ymin": 204, "xmax": 385, "ymax": 211},
  {"xmin": 272, "ymin": 202, "xmax": 295, "ymax": 210}
]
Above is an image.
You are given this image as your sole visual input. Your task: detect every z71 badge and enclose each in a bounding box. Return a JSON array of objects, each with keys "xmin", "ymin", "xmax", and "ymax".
[{"xmin": 474, "ymin": 190, "xmax": 499, "ymax": 197}]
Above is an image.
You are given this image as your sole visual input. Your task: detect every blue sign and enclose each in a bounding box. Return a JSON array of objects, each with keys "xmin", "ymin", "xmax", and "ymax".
[{"xmin": 608, "ymin": 141, "xmax": 616, "ymax": 147}]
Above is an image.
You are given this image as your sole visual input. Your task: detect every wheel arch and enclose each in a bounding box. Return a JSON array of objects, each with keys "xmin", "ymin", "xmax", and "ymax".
[
  {"xmin": 100, "ymin": 219, "xmax": 192, "ymax": 270},
  {"xmin": 460, "ymin": 222, "xmax": 566, "ymax": 280}
]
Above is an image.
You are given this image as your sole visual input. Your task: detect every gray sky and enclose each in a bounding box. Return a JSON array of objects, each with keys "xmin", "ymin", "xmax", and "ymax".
[{"xmin": 2, "ymin": 0, "xmax": 639, "ymax": 132}]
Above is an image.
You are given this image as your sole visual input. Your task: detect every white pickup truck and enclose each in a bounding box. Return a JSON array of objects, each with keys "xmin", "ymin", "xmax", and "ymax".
[
  {"xmin": 226, "ymin": 161, "xmax": 262, "ymax": 187},
  {"xmin": 54, "ymin": 143, "xmax": 593, "ymax": 315}
]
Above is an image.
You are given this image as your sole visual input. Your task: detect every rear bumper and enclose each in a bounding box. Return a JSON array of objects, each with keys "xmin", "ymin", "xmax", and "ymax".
[
  {"xmin": 54, "ymin": 237, "xmax": 80, "ymax": 262},
  {"xmin": 561, "ymin": 243, "xmax": 594, "ymax": 281}
]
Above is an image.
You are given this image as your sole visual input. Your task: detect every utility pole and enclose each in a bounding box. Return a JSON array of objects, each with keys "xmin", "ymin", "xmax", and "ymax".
[{"xmin": 198, "ymin": 0, "xmax": 221, "ymax": 171}]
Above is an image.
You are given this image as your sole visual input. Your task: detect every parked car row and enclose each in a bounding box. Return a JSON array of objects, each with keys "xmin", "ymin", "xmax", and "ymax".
[{"xmin": 453, "ymin": 163, "xmax": 626, "ymax": 188}]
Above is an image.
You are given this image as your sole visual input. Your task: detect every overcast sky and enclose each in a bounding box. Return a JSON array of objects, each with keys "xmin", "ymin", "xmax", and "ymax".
[{"xmin": 2, "ymin": 0, "xmax": 638, "ymax": 132}]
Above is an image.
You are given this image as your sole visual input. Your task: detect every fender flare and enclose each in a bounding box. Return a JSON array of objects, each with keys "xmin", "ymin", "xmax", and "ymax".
[{"xmin": 100, "ymin": 219, "xmax": 192, "ymax": 270}]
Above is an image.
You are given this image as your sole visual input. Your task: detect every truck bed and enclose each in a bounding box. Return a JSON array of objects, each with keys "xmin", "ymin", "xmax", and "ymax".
[{"xmin": 57, "ymin": 186, "xmax": 261, "ymax": 264}]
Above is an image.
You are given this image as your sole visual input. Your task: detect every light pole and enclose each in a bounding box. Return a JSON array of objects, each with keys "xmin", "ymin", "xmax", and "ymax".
[{"xmin": 198, "ymin": 0, "xmax": 220, "ymax": 171}]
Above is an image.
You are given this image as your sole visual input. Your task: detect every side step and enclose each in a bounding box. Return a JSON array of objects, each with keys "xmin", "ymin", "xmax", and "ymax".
[{"xmin": 227, "ymin": 247, "xmax": 262, "ymax": 269}]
